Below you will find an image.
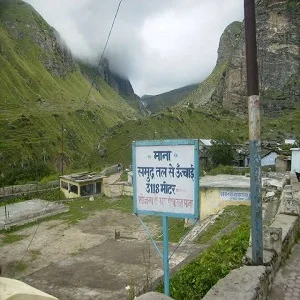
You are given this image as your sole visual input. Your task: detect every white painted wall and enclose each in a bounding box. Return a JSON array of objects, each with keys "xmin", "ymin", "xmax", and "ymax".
[
  {"xmin": 291, "ymin": 148, "xmax": 300, "ymax": 173},
  {"xmin": 261, "ymin": 152, "xmax": 278, "ymax": 166}
]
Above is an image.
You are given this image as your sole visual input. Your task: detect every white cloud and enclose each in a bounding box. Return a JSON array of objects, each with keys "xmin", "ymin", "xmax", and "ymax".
[{"xmin": 25, "ymin": 0, "xmax": 243, "ymax": 96}]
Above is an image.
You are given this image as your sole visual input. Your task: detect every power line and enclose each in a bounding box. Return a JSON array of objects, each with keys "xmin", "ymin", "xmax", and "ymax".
[
  {"xmin": 12, "ymin": 201, "xmax": 50, "ymax": 277},
  {"xmin": 83, "ymin": 0, "xmax": 124, "ymax": 109}
]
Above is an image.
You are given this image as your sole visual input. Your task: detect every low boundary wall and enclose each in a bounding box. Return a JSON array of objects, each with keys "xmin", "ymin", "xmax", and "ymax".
[
  {"xmin": 0, "ymin": 181, "xmax": 59, "ymax": 199},
  {"xmin": 203, "ymin": 173, "xmax": 300, "ymax": 300}
]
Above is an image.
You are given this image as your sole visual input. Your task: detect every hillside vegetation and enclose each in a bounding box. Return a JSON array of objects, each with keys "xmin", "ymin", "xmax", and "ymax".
[
  {"xmin": 0, "ymin": 0, "xmax": 136, "ymax": 184},
  {"xmin": 97, "ymin": 106, "xmax": 300, "ymax": 169},
  {"xmin": 142, "ymin": 84, "xmax": 198, "ymax": 113},
  {"xmin": 98, "ymin": 107, "xmax": 249, "ymax": 167},
  {"xmin": 0, "ymin": 0, "xmax": 299, "ymax": 186}
]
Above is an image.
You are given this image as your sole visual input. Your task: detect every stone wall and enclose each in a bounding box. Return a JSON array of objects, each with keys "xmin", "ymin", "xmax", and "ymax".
[
  {"xmin": 203, "ymin": 173, "xmax": 300, "ymax": 300},
  {"xmin": 100, "ymin": 165, "xmax": 121, "ymax": 177},
  {"xmin": 0, "ymin": 181, "xmax": 59, "ymax": 199}
]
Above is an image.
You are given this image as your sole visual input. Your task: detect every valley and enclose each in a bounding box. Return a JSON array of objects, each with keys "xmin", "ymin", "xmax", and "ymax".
[
  {"xmin": 0, "ymin": 0, "xmax": 299, "ymax": 185},
  {"xmin": 0, "ymin": 1, "xmax": 299, "ymax": 299}
]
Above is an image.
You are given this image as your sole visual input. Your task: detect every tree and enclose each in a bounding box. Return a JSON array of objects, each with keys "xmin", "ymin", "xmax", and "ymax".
[{"xmin": 209, "ymin": 132, "xmax": 234, "ymax": 167}]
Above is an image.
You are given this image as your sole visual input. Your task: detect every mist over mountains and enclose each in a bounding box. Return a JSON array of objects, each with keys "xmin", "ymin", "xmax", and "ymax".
[
  {"xmin": 24, "ymin": 0, "xmax": 244, "ymax": 95},
  {"xmin": 0, "ymin": 0, "xmax": 299, "ymax": 186}
]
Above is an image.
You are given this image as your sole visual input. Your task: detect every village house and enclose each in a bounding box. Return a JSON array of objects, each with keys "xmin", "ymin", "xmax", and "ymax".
[
  {"xmin": 261, "ymin": 150, "xmax": 278, "ymax": 167},
  {"xmin": 60, "ymin": 172, "xmax": 107, "ymax": 199}
]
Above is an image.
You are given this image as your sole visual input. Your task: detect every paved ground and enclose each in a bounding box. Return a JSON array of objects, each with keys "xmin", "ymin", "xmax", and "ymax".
[
  {"xmin": 0, "ymin": 200, "xmax": 65, "ymax": 222},
  {"xmin": 24, "ymin": 240, "xmax": 198, "ymax": 300},
  {"xmin": 0, "ymin": 198, "xmax": 198, "ymax": 299},
  {"xmin": 269, "ymin": 242, "xmax": 300, "ymax": 300},
  {"xmin": 1, "ymin": 208, "xmax": 153, "ymax": 278},
  {"xmin": 0, "ymin": 199, "xmax": 68, "ymax": 229}
]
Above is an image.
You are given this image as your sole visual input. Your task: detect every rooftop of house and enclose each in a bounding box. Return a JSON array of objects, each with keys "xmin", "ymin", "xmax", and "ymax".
[
  {"xmin": 199, "ymin": 139, "xmax": 212, "ymax": 146},
  {"xmin": 285, "ymin": 139, "xmax": 296, "ymax": 145},
  {"xmin": 200, "ymin": 175, "xmax": 250, "ymax": 189},
  {"xmin": 60, "ymin": 172, "xmax": 105, "ymax": 183}
]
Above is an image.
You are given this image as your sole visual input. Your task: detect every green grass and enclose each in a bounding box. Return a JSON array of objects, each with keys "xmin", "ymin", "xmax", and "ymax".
[
  {"xmin": 143, "ymin": 84, "xmax": 198, "ymax": 113},
  {"xmin": 0, "ymin": 0, "xmax": 137, "ymax": 185},
  {"xmin": 157, "ymin": 206, "xmax": 251, "ymax": 299},
  {"xmin": 197, "ymin": 205, "xmax": 250, "ymax": 244},
  {"xmin": 1, "ymin": 234, "xmax": 28, "ymax": 244},
  {"xmin": 29, "ymin": 249, "xmax": 41, "ymax": 261},
  {"xmin": 181, "ymin": 62, "xmax": 228, "ymax": 107},
  {"xmin": 168, "ymin": 219, "xmax": 190, "ymax": 243},
  {"xmin": 61, "ymin": 196, "xmax": 133, "ymax": 224},
  {"xmin": 97, "ymin": 103, "xmax": 300, "ymax": 170},
  {"xmin": 154, "ymin": 218, "xmax": 189, "ymax": 243},
  {"xmin": 99, "ymin": 107, "xmax": 249, "ymax": 167},
  {"xmin": 15, "ymin": 262, "xmax": 27, "ymax": 273},
  {"xmin": 1, "ymin": 196, "xmax": 134, "ymax": 234},
  {"xmin": 120, "ymin": 171, "xmax": 128, "ymax": 181},
  {"xmin": 1, "ymin": 194, "xmax": 187, "ymax": 244}
]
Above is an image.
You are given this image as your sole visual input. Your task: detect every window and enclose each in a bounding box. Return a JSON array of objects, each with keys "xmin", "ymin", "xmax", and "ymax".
[
  {"xmin": 70, "ymin": 184, "xmax": 78, "ymax": 194},
  {"xmin": 61, "ymin": 181, "xmax": 68, "ymax": 190}
]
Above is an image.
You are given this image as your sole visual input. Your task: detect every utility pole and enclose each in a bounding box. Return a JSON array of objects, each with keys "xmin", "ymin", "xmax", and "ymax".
[
  {"xmin": 244, "ymin": 0, "xmax": 263, "ymax": 265},
  {"xmin": 61, "ymin": 126, "xmax": 66, "ymax": 176}
]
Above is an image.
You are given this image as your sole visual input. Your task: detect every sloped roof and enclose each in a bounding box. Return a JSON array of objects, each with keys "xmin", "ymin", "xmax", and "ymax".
[{"xmin": 199, "ymin": 139, "xmax": 212, "ymax": 146}]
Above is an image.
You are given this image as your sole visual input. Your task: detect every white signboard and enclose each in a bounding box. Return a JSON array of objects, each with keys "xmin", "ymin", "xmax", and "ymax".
[
  {"xmin": 132, "ymin": 139, "xmax": 199, "ymax": 218},
  {"xmin": 220, "ymin": 190, "xmax": 250, "ymax": 201}
]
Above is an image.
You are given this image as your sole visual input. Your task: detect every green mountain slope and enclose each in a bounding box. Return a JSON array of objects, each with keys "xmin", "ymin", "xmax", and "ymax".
[
  {"xmin": 77, "ymin": 59, "xmax": 146, "ymax": 114},
  {"xmin": 99, "ymin": 107, "xmax": 248, "ymax": 166},
  {"xmin": 0, "ymin": 0, "xmax": 136, "ymax": 184},
  {"xmin": 180, "ymin": 62, "xmax": 228, "ymax": 108},
  {"xmin": 142, "ymin": 84, "xmax": 198, "ymax": 113},
  {"xmin": 94, "ymin": 106, "xmax": 300, "ymax": 169}
]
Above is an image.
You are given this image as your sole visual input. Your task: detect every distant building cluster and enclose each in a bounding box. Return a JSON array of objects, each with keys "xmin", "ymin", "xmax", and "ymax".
[{"xmin": 199, "ymin": 138, "xmax": 298, "ymax": 172}]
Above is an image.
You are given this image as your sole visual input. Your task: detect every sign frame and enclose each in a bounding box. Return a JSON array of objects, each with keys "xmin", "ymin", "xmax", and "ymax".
[{"xmin": 132, "ymin": 139, "xmax": 200, "ymax": 219}]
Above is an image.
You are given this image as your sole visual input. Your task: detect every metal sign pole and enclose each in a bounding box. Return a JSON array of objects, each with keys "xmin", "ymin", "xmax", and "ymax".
[
  {"xmin": 162, "ymin": 215, "xmax": 170, "ymax": 296},
  {"xmin": 244, "ymin": 0, "xmax": 263, "ymax": 265},
  {"xmin": 132, "ymin": 139, "xmax": 200, "ymax": 296}
]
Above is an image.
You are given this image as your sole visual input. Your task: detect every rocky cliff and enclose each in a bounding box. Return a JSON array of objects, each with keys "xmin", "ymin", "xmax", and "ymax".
[
  {"xmin": 184, "ymin": 0, "xmax": 300, "ymax": 116},
  {"xmin": 78, "ymin": 58, "xmax": 144, "ymax": 112},
  {"xmin": 220, "ymin": 0, "xmax": 299, "ymax": 115},
  {"xmin": 0, "ymin": 0, "xmax": 76, "ymax": 77},
  {"xmin": 181, "ymin": 21, "xmax": 243, "ymax": 108}
]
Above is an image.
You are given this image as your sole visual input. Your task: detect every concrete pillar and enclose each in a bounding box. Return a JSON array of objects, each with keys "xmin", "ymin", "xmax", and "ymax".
[{"xmin": 77, "ymin": 184, "xmax": 80, "ymax": 196}]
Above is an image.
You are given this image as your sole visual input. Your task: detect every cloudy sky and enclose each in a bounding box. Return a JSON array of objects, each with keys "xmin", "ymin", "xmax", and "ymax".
[{"xmin": 25, "ymin": 0, "xmax": 244, "ymax": 96}]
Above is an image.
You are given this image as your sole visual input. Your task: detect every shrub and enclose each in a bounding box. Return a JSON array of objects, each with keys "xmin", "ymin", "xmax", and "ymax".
[{"xmin": 209, "ymin": 132, "xmax": 234, "ymax": 167}]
